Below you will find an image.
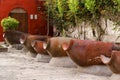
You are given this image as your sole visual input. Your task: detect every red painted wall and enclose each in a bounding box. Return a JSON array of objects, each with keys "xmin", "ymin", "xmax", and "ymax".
[{"xmin": 0, "ymin": 0, "xmax": 53, "ymax": 41}]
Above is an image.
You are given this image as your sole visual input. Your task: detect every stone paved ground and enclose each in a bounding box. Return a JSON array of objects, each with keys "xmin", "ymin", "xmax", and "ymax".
[{"xmin": 0, "ymin": 47, "xmax": 119, "ymax": 80}]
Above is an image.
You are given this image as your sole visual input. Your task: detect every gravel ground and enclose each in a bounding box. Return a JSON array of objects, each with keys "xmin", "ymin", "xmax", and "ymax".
[{"xmin": 0, "ymin": 47, "xmax": 119, "ymax": 80}]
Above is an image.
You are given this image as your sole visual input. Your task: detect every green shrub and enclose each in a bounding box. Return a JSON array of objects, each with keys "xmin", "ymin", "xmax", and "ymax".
[{"xmin": 1, "ymin": 16, "xmax": 19, "ymax": 31}]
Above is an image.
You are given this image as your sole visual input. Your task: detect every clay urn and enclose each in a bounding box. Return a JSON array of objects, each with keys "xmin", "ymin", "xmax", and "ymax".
[
  {"xmin": 43, "ymin": 37, "xmax": 72, "ymax": 57},
  {"xmin": 100, "ymin": 51, "xmax": 120, "ymax": 74},
  {"xmin": 31, "ymin": 40, "xmax": 48, "ymax": 55},
  {"xmin": 20, "ymin": 34, "xmax": 50, "ymax": 56},
  {"xmin": 62, "ymin": 39, "xmax": 114, "ymax": 66},
  {"xmin": 3, "ymin": 30, "xmax": 26, "ymax": 45}
]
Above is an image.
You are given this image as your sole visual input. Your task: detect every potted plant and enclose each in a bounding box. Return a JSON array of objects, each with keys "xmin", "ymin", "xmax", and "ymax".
[
  {"xmin": 1, "ymin": 16, "xmax": 20, "ymax": 46},
  {"xmin": 1, "ymin": 16, "xmax": 19, "ymax": 31}
]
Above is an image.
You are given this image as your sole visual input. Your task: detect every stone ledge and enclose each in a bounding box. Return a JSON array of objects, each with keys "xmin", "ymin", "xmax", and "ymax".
[
  {"xmin": 77, "ymin": 65, "xmax": 113, "ymax": 76},
  {"xmin": 35, "ymin": 54, "xmax": 51, "ymax": 63},
  {"xmin": 49, "ymin": 57, "xmax": 77, "ymax": 68},
  {"xmin": 0, "ymin": 47, "xmax": 8, "ymax": 52}
]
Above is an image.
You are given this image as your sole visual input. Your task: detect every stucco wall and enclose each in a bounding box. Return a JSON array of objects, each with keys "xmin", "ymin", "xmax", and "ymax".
[{"xmin": 0, "ymin": 0, "xmax": 53, "ymax": 41}]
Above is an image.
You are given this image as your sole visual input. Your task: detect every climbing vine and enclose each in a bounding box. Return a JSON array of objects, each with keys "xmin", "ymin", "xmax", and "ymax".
[{"xmin": 45, "ymin": 0, "xmax": 120, "ymax": 40}]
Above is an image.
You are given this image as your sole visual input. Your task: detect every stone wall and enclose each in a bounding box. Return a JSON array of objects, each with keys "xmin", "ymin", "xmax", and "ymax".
[{"xmin": 66, "ymin": 18, "xmax": 120, "ymax": 42}]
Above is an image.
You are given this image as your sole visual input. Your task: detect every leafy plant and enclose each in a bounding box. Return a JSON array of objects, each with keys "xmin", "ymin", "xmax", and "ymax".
[
  {"xmin": 67, "ymin": 0, "xmax": 80, "ymax": 38},
  {"xmin": 45, "ymin": 0, "xmax": 120, "ymax": 40},
  {"xmin": 113, "ymin": 0, "xmax": 120, "ymax": 11},
  {"xmin": 85, "ymin": 0, "xmax": 96, "ymax": 13},
  {"xmin": 1, "ymin": 16, "xmax": 19, "ymax": 31},
  {"xmin": 45, "ymin": 0, "xmax": 68, "ymax": 36}
]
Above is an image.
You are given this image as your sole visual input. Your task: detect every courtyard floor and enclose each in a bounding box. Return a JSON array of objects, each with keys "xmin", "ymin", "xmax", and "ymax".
[{"xmin": 0, "ymin": 44, "xmax": 119, "ymax": 80}]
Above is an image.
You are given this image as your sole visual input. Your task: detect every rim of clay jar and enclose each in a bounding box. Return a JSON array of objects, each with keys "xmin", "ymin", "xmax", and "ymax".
[
  {"xmin": 19, "ymin": 34, "xmax": 27, "ymax": 44},
  {"xmin": 62, "ymin": 39, "xmax": 74, "ymax": 51},
  {"xmin": 43, "ymin": 38, "xmax": 50, "ymax": 50}
]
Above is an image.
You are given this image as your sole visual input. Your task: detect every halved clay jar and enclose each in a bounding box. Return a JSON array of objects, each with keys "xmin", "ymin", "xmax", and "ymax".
[
  {"xmin": 20, "ymin": 34, "xmax": 50, "ymax": 57},
  {"xmin": 100, "ymin": 51, "xmax": 120, "ymax": 74},
  {"xmin": 31, "ymin": 40, "xmax": 48, "ymax": 55},
  {"xmin": 62, "ymin": 39, "xmax": 114, "ymax": 66},
  {"xmin": 3, "ymin": 30, "xmax": 26, "ymax": 45},
  {"xmin": 43, "ymin": 37, "xmax": 72, "ymax": 57}
]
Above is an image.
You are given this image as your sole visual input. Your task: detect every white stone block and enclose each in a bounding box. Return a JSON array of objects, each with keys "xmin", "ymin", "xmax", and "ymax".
[
  {"xmin": 49, "ymin": 57, "xmax": 77, "ymax": 68},
  {"xmin": 35, "ymin": 54, "xmax": 51, "ymax": 63},
  {"xmin": 77, "ymin": 65, "xmax": 113, "ymax": 76}
]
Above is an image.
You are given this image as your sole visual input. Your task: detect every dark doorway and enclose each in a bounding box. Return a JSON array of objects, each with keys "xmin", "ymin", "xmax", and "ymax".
[{"xmin": 9, "ymin": 8, "xmax": 28, "ymax": 33}]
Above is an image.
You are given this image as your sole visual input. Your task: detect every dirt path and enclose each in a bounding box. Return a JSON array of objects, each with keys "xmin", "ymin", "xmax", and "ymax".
[{"xmin": 0, "ymin": 48, "xmax": 119, "ymax": 80}]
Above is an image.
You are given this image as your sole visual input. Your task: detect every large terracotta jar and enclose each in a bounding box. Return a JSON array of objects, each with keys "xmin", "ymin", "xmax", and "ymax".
[
  {"xmin": 43, "ymin": 37, "xmax": 72, "ymax": 57},
  {"xmin": 31, "ymin": 40, "xmax": 51, "ymax": 63},
  {"xmin": 100, "ymin": 51, "xmax": 120, "ymax": 73},
  {"xmin": 3, "ymin": 30, "xmax": 26, "ymax": 45},
  {"xmin": 62, "ymin": 39, "xmax": 114, "ymax": 66},
  {"xmin": 20, "ymin": 34, "xmax": 50, "ymax": 57},
  {"xmin": 31, "ymin": 40, "xmax": 48, "ymax": 55}
]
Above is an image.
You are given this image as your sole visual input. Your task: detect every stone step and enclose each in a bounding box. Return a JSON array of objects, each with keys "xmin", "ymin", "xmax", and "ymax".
[{"xmin": 0, "ymin": 47, "xmax": 8, "ymax": 52}]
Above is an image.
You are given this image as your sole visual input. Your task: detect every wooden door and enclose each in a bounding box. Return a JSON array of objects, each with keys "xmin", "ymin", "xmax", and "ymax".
[{"xmin": 9, "ymin": 12, "xmax": 28, "ymax": 33}]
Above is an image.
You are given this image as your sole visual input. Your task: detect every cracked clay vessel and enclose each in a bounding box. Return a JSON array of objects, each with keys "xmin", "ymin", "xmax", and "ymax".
[
  {"xmin": 20, "ymin": 34, "xmax": 50, "ymax": 56},
  {"xmin": 44, "ymin": 37, "xmax": 72, "ymax": 57},
  {"xmin": 100, "ymin": 51, "xmax": 120, "ymax": 73},
  {"xmin": 31, "ymin": 40, "xmax": 49, "ymax": 55},
  {"xmin": 3, "ymin": 30, "xmax": 26, "ymax": 45},
  {"xmin": 62, "ymin": 39, "xmax": 114, "ymax": 66}
]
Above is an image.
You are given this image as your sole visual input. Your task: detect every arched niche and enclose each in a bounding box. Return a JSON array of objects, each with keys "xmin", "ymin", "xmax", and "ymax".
[{"xmin": 9, "ymin": 8, "xmax": 28, "ymax": 33}]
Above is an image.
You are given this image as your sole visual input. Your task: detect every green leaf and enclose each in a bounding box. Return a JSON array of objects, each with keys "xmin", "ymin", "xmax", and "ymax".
[{"xmin": 1, "ymin": 16, "xmax": 19, "ymax": 31}]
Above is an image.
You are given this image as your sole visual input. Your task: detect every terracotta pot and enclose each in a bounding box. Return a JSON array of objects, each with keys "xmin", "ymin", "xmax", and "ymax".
[
  {"xmin": 31, "ymin": 40, "xmax": 48, "ymax": 55},
  {"xmin": 43, "ymin": 37, "xmax": 72, "ymax": 57},
  {"xmin": 3, "ymin": 30, "xmax": 26, "ymax": 45},
  {"xmin": 100, "ymin": 51, "xmax": 120, "ymax": 73},
  {"xmin": 20, "ymin": 34, "xmax": 50, "ymax": 56},
  {"xmin": 62, "ymin": 39, "xmax": 114, "ymax": 66},
  {"xmin": 112, "ymin": 43, "xmax": 120, "ymax": 51}
]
